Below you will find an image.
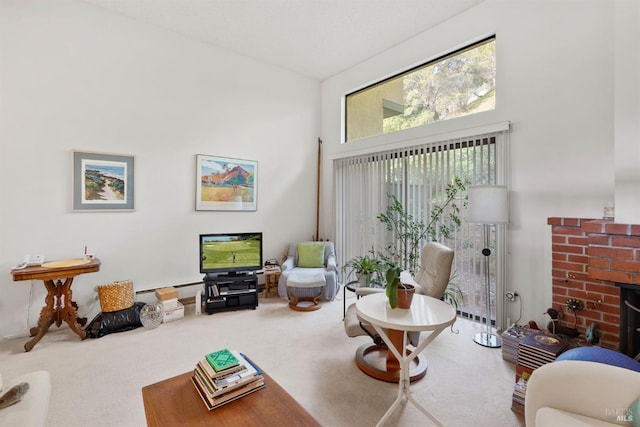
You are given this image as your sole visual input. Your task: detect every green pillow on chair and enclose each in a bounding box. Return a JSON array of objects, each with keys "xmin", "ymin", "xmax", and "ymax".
[{"xmin": 297, "ymin": 242, "xmax": 325, "ymax": 268}]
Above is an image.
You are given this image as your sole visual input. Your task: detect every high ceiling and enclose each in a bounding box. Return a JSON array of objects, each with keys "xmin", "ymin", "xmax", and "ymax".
[{"xmin": 80, "ymin": 0, "xmax": 483, "ymax": 80}]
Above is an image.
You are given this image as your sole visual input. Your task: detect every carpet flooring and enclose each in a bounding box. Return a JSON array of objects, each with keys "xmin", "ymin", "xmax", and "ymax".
[{"xmin": 0, "ymin": 289, "xmax": 525, "ymax": 426}]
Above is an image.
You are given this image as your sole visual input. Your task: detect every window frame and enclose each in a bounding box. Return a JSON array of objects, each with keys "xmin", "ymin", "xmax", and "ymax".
[{"xmin": 342, "ymin": 34, "xmax": 496, "ymax": 144}]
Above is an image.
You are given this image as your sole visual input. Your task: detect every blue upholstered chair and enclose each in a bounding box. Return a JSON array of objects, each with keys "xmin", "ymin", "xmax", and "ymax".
[{"xmin": 277, "ymin": 241, "xmax": 339, "ymax": 301}]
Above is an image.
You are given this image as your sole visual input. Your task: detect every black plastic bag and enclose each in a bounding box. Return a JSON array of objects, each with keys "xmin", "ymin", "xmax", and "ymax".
[{"xmin": 85, "ymin": 302, "xmax": 145, "ymax": 338}]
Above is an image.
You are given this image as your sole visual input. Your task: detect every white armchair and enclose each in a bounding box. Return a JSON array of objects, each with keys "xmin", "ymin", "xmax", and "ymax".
[
  {"xmin": 277, "ymin": 241, "xmax": 339, "ymax": 301},
  {"xmin": 525, "ymin": 360, "xmax": 640, "ymax": 426}
]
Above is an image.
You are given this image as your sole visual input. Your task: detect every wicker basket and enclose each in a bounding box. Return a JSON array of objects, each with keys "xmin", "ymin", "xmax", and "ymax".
[{"xmin": 98, "ymin": 280, "xmax": 134, "ymax": 312}]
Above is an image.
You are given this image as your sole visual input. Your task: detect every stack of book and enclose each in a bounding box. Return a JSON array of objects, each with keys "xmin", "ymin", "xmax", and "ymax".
[
  {"xmin": 517, "ymin": 332, "xmax": 569, "ymax": 371},
  {"xmin": 511, "ymin": 332, "xmax": 569, "ymax": 415},
  {"xmin": 501, "ymin": 324, "xmax": 535, "ymax": 364},
  {"xmin": 191, "ymin": 348, "xmax": 265, "ymax": 410},
  {"xmin": 511, "ymin": 371, "xmax": 529, "ymax": 415}
]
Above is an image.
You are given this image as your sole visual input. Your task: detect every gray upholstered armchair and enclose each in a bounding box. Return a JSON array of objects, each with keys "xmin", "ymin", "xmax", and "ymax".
[{"xmin": 277, "ymin": 241, "xmax": 339, "ymax": 301}]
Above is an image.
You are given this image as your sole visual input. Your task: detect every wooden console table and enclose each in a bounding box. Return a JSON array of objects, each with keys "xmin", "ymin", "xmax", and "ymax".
[
  {"xmin": 142, "ymin": 369, "xmax": 320, "ymax": 427},
  {"xmin": 11, "ymin": 258, "xmax": 101, "ymax": 351}
]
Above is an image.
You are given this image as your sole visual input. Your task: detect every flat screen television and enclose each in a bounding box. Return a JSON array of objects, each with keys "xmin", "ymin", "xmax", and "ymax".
[{"xmin": 199, "ymin": 232, "xmax": 263, "ymax": 276}]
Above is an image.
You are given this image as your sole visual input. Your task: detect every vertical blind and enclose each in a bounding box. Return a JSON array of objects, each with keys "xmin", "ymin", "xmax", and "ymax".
[{"xmin": 334, "ymin": 126, "xmax": 509, "ymax": 328}]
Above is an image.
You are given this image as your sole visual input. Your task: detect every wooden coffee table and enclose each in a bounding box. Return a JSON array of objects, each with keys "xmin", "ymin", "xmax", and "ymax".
[{"xmin": 142, "ymin": 369, "xmax": 320, "ymax": 427}]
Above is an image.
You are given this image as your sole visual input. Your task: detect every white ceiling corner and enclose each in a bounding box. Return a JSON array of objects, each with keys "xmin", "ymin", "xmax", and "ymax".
[{"xmin": 79, "ymin": 0, "xmax": 484, "ymax": 81}]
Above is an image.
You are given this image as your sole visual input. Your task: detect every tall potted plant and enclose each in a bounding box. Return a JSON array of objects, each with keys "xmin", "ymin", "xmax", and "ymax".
[
  {"xmin": 378, "ymin": 177, "xmax": 467, "ymax": 307},
  {"xmin": 377, "ymin": 176, "xmax": 466, "ymax": 274}
]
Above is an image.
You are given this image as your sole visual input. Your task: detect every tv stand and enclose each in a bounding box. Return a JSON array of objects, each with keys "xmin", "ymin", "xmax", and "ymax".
[
  {"xmin": 204, "ymin": 271, "xmax": 249, "ymax": 279},
  {"xmin": 203, "ymin": 272, "xmax": 258, "ymax": 314}
]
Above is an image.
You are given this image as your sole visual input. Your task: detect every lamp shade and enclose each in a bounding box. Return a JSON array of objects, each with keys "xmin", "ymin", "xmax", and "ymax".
[{"xmin": 467, "ymin": 185, "xmax": 509, "ymax": 224}]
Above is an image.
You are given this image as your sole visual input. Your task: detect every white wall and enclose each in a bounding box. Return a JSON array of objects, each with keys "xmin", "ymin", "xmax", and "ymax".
[
  {"xmin": 614, "ymin": 0, "xmax": 640, "ymax": 223},
  {"xmin": 2, "ymin": 0, "xmax": 634, "ymax": 341},
  {"xmin": 0, "ymin": 0, "xmax": 320, "ymax": 338},
  {"xmin": 320, "ymin": 0, "xmax": 624, "ymax": 328}
]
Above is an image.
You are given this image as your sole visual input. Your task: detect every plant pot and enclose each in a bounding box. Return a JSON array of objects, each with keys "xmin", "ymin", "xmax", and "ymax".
[
  {"xmin": 358, "ymin": 273, "xmax": 372, "ymax": 288},
  {"xmin": 396, "ymin": 284, "xmax": 415, "ymax": 309}
]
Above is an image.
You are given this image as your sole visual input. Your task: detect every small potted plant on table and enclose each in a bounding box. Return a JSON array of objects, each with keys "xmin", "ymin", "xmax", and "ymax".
[
  {"xmin": 342, "ymin": 252, "xmax": 385, "ymax": 288},
  {"xmin": 385, "ymin": 265, "xmax": 415, "ymax": 309}
]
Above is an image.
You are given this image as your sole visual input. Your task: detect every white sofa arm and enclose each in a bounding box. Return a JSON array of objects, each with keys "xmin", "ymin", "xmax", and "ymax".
[
  {"xmin": 0, "ymin": 370, "xmax": 51, "ymax": 427},
  {"xmin": 525, "ymin": 360, "xmax": 640, "ymax": 427},
  {"xmin": 326, "ymin": 255, "xmax": 337, "ymax": 273},
  {"xmin": 281, "ymin": 256, "xmax": 294, "ymax": 271}
]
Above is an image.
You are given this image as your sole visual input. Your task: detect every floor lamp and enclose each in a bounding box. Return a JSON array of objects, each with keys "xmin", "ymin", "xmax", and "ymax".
[{"xmin": 468, "ymin": 185, "xmax": 508, "ymax": 348}]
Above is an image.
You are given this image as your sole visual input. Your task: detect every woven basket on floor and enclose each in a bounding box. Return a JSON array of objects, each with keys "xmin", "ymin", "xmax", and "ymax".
[{"xmin": 98, "ymin": 280, "xmax": 134, "ymax": 312}]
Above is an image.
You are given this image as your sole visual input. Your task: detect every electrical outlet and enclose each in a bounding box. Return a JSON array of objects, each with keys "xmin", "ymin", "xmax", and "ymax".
[{"xmin": 505, "ymin": 290, "xmax": 517, "ymax": 302}]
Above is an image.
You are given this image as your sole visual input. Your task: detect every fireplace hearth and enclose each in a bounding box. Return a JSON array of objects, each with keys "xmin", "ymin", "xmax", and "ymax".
[
  {"xmin": 617, "ymin": 283, "xmax": 640, "ymax": 359},
  {"xmin": 548, "ymin": 217, "xmax": 640, "ymax": 354}
]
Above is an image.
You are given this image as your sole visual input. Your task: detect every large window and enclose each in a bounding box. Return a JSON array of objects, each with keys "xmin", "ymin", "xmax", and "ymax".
[
  {"xmin": 334, "ymin": 125, "xmax": 509, "ymax": 327},
  {"xmin": 345, "ymin": 37, "xmax": 496, "ymax": 142}
]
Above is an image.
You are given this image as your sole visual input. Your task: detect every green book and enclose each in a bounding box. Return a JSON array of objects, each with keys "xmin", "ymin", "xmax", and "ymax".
[{"xmin": 205, "ymin": 348, "xmax": 240, "ymax": 372}]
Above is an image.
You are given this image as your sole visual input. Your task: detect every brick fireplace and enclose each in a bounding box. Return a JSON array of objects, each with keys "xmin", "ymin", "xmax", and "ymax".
[{"xmin": 548, "ymin": 217, "xmax": 640, "ymax": 356}]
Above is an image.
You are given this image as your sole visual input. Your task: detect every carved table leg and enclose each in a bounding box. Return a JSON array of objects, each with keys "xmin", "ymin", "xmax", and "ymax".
[
  {"xmin": 24, "ymin": 296, "xmax": 55, "ymax": 352},
  {"xmin": 24, "ymin": 320, "xmax": 53, "ymax": 351},
  {"xmin": 53, "ymin": 279, "xmax": 64, "ymax": 327},
  {"xmin": 24, "ymin": 277, "xmax": 88, "ymax": 351},
  {"xmin": 59, "ymin": 277, "xmax": 87, "ymax": 340},
  {"xmin": 71, "ymin": 300, "xmax": 87, "ymax": 326}
]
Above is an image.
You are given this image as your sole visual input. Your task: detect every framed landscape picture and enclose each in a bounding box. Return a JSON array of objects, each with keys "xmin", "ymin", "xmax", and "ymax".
[
  {"xmin": 196, "ymin": 154, "xmax": 257, "ymax": 211},
  {"xmin": 72, "ymin": 151, "xmax": 134, "ymax": 211}
]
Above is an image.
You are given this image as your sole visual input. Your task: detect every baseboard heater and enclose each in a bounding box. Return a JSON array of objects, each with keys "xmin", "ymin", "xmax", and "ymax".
[{"xmin": 135, "ymin": 281, "xmax": 204, "ymax": 306}]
